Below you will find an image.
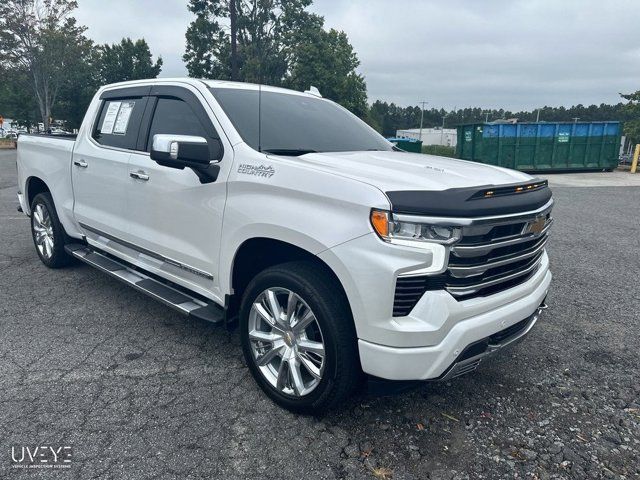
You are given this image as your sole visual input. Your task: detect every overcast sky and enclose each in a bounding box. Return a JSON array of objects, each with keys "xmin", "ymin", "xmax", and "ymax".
[{"xmin": 75, "ymin": 0, "xmax": 640, "ymax": 110}]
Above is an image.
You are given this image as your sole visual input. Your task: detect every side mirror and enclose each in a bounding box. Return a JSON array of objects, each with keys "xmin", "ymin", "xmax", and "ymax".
[
  {"xmin": 150, "ymin": 134, "xmax": 222, "ymax": 183},
  {"xmin": 150, "ymin": 134, "xmax": 211, "ymax": 168}
]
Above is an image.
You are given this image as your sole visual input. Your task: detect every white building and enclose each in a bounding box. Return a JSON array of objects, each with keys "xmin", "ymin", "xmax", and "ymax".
[{"xmin": 396, "ymin": 127, "xmax": 458, "ymax": 147}]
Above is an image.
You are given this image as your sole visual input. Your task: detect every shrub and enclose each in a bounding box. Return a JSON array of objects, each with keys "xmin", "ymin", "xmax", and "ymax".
[{"xmin": 421, "ymin": 144, "xmax": 456, "ymax": 157}]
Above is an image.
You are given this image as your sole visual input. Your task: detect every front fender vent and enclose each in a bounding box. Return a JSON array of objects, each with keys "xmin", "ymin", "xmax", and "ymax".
[{"xmin": 393, "ymin": 276, "xmax": 445, "ymax": 316}]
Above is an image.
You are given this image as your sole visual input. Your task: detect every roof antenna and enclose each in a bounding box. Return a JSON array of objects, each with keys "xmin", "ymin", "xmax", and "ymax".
[
  {"xmin": 258, "ymin": 82, "xmax": 262, "ymax": 152},
  {"xmin": 257, "ymin": 25, "xmax": 263, "ymax": 153},
  {"xmin": 304, "ymin": 86, "xmax": 322, "ymax": 97}
]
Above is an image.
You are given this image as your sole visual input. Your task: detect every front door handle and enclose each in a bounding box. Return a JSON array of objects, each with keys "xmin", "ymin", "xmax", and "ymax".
[
  {"xmin": 130, "ymin": 171, "xmax": 150, "ymax": 181},
  {"xmin": 73, "ymin": 159, "xmax": 88, "ymax": 168}
]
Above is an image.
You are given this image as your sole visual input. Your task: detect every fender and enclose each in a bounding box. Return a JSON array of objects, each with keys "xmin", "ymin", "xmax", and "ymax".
[{"xmin": 219, "ymin": 223, "xmax": 334, "ymax": 296}]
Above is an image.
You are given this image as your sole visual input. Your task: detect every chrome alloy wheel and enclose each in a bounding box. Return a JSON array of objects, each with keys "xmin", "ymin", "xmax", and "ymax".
[
  {"xmin": 32, "ymin": 203, "xmax": 54, "ymax": 259},
  {"xmin": 248, "ymin": 288, "xmax": 326, "ymax": 397}
]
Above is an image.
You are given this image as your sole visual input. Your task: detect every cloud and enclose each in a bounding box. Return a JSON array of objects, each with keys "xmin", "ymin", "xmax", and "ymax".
[
  {"xmin": 75, "ymin": 0, "xmax": 191, "ymax": 79},
  {"xmin": 312, "ymin": 0, "xmax": 640, "ymax": 108},
  {"xmin": 75, "ymin": 0, "xmax": 640, "ymax": 110}
]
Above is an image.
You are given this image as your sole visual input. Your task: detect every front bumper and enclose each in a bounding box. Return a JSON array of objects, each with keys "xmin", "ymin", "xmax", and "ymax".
[
  {"xmin": 319, "ymin": 223, "xmax": 552, "ymax": 381},
  {"xmin": 356, "ymin": 265, "xmax": 550, "ymax": 381},
  {"xmin": 437, "ymin": 300, "xmax": 546, "ymax": 381}
]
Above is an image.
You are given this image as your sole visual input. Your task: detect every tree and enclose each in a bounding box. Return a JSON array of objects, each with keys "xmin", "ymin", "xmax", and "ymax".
[
  {"xmin": 183, "ymin": 0, "xmax": 229, "ymax": 79},
  {"xmin": 55, "ymin": 38, "xmax": 163, "ymax": 129},
  {"xmin": 230, "ymin": 0, "xmax": 238, "ymax": 80},
  {"xmin": 96, "ymin": 38, "xmax": 163, "ymax": 85},
  {"xmin": 55, "ymin": 43, "xmax": 99, "ymax": 129},
  {"xmin": 620, "ymin": 91, "xmax": 640, "ymax": 144},
  {"xmin": 183, "ymin": 0, "xmax": 368, "ymax": 116},
  {"xmin": 368, "ymin": 100, "xmax": 630, "ymax": 139},
  {"xmin": 0, "ymin": 66, "xmax": 40, "ymax": 129},
  {"xmin": 0, "ymin": 0, "xmax": 91, "ymax": 130},
  {"xmin": 285, "ymin": 28, "xmax": 368, "ymax": 118},
  {"xmin": 185, "ymin": 0, "xmax": 319, "ymax": 84}
]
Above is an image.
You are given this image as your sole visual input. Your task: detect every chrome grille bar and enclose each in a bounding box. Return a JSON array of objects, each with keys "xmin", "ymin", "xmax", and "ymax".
[
  {"xmin": 446, "ymin": 253, "xmax": 544, "ymax": 297},
  {"xmin": 439, "ymin": 202, "xmax": 552, "ymax": 297},
  {"xmin": 449, "ymin": 236, "xmax": 547, "ymax": 278},
  {"xmin": 452, "ymin": 218, "xmax": 553, "ymax": 257}
]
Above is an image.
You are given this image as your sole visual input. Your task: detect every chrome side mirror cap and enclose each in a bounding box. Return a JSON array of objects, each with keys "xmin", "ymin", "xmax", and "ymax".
[{"xmin": 151, "ymin": 134, "xmax": 211, "ymax": 165}]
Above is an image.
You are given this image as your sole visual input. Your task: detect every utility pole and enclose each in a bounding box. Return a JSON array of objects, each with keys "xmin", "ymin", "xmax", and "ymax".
[
  {"xmin": 419, "ymin": 101, "xmax": 428, "ymax": 143},
  {"xmin": 482, "ymin": 110, "xmax": 491, "ymax": 123},
  {"xmin": 230, "ymin": 0, "xmax": 238, "ymax": 81},
  {"xmin": 441, "ymin": 115, "xmax": 447, "ymax": 145},
  {"xmin": 536, "ymin": 108, "xmax": 541, "ymax": 122},
  {"xmin": 572, "ymin": 117, "xmax": 580, "ymax": 123}
]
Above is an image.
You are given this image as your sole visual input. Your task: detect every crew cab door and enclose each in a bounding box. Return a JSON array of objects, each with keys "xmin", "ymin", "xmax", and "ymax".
[
  {"xmin": 123, "ymin": 85, "xmax": 229, "ymax": 298},
  {"xmin": 72, "ymin": 88, "xmax": 149, "ymax": 241},
  {"xmin": 71, "ymin": 87, "xmax": 150, "ymax": 242}
]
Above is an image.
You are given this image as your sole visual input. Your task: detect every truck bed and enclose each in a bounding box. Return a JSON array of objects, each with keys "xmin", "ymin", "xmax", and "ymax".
[{"xmin": 16, "ymin": 133, "xmax": 77, "ymax": 230}]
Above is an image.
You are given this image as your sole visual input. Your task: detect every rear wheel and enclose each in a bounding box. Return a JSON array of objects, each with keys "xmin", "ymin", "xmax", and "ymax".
[
  {"xmin": 30, "ymin": 192, "xmax": 73, "ymax": 268},
  {"xmin": 240, "ymin": 262, "xmax": 361, "ymax": 414}
]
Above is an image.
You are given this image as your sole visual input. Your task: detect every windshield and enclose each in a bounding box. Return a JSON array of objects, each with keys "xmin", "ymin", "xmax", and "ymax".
[{"xmin": 209, "ymin": 87, "xmax": 392, "ymax": 154}]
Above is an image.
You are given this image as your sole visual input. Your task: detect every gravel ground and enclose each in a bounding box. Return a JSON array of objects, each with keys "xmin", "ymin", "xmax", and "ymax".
[{"xmin": 1, "ymin": 149, "xmax": 638, "ymax": 479}]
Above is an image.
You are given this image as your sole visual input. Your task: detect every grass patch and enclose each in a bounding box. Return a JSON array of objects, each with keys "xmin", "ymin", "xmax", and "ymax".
[
  {"xmin": 0, "ymin": 138, "xmax": 16, "ymax": 149},
  {"xmin": 421, "ymin": 144, "xmax": 456, "ymax": 157}
]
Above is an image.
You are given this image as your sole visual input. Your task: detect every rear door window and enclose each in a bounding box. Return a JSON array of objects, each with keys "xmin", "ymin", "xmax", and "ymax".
[{"xmin": 93, "ymin": 97, "xmax": 147, "ymax": 150}]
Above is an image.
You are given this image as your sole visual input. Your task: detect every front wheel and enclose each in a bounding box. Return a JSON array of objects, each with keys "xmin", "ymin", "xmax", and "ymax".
[{"xmin": 240, "ymin": 262, "xmax": 361, "ymax": 414}]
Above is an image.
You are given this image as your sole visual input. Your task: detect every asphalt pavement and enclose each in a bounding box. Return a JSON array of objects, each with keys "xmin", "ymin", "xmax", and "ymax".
[{"xmin": 1, "ymin": 149, "xmax": 638, "ymax": 479}]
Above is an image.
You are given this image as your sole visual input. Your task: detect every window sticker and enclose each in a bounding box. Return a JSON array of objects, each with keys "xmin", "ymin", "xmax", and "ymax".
[
  {"xmin": 101, "ymin": 101, "xmax": 121, "ymax": 134},
  {"xmin": 113, "ymin": 101, "xmax": 135, "ymax": 135}
]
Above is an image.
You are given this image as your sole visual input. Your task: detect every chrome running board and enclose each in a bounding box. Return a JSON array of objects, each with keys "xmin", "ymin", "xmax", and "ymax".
[{"xmin": 65, "ymin": 244, "xmax": 224, "ymax": 324}]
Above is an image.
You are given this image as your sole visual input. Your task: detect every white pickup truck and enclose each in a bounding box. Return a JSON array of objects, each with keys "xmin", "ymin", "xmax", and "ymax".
[{"xmin": 16, "ymin": 78, "xmax": 552, "ymax": 413}]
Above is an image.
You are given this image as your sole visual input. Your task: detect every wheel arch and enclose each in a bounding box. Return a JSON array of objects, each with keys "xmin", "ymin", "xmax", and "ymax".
[
  {"xmin": 227, "ymin": 237, "xmax": 353, "ymax": 323},
  {"xmin": 25, "ymin": 176, "xmax": 51, "ymax": 212}
]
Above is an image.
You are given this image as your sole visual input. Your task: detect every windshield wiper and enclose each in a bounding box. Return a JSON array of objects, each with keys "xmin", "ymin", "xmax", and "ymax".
[{"xmin": 262, "ymin": 148, "xmax": 317, "ymax": 156}]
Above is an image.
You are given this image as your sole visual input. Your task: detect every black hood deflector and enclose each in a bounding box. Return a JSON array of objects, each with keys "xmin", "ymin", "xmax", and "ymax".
[{"xmin": 386, "ymin": 180, "xmax": 552, "ymax": 217}]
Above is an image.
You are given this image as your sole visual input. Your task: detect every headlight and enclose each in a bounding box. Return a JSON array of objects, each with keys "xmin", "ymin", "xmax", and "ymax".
[{"xmin": 370, "ymin": 209, "xmax": 462, "ymax": 245}]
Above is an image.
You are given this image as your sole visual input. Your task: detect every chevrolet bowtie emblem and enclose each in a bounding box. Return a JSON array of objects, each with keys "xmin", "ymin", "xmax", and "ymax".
[{"xmin": 526, "ymin": 217, "xmax": 546, "ymax": 235}]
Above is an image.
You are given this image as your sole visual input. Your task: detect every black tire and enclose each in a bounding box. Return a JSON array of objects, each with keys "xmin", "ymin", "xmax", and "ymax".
[
  {"xmin": 30, "ymin": 192, "xmax": 73, "ymax": 268},
  {"xmin": 240, "ymin": 261, "xmax": 361, "ymax": 414}
]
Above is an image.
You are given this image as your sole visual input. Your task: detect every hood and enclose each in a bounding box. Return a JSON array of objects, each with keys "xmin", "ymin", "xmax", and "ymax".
[{"xmin": 289, "ymin": 150, "xmax": 532, "ymax": 192}]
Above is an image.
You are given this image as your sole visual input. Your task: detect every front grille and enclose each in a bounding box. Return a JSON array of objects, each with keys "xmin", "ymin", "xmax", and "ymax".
[
  {"xmin": 445, "ymin": 211, "xmax": 551, "ymax": 300},
  {"xmin": 392, "ymin": 207, "xmax": 552, "ymax": 316}
]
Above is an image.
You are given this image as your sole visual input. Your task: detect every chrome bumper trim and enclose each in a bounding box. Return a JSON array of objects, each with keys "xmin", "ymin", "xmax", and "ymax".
[{"xmin": 438, "ymin": 301, "xmax": 547, "ymax": 381}]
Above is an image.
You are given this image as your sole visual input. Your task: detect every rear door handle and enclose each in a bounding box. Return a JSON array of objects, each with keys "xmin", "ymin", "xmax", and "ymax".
[
  {"xmin": 73, "ymin": 159, "xmax": 88, "ymax": 168},
  {"xmin": 130, "ymin": 171, "xmax": 149, "ymax": 181}
]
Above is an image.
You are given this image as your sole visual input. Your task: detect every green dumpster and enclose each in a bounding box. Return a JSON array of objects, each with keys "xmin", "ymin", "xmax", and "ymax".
[
  {"xmin": 387, "ymin": 137, "xmax": 423, "ymax": 153},
  {"xmin": 456, "ymin": 122, "xmax": 621, "ymax": 171}
]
